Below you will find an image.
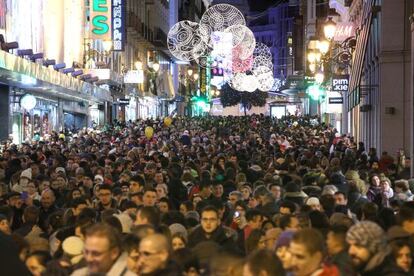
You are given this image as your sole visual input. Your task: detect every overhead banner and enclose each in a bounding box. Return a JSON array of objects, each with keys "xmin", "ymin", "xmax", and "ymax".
[
  {"xmin": 90, "ymin": 0, "xmax": 112, "ymax": 40},
  {"xmin": 112, "ymin": 0, "xmax": 125, "ymax": 51}
]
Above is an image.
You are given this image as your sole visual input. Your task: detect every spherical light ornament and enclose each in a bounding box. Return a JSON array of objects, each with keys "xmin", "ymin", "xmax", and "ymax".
[
  {"xmin": 232, "ymin": 27, "xmax": 256, "ymax": 60},
  {"xmin": 232, "ymin": 54, "xmax": 253, "ymax": 73},
  {"xmin": 195, "ymin": 54, "xmax": 218, "ymax": 69},
  {"xmin": 252, "ymin": 56, "xmax": 273, "ymax": 71},
  {"xmin": 256, "ymin": 73, "xmax": 274, "ymax": 92},
  {"xmin": 224, "ymin": 24, "xmax": 248, "ymax": 48},
  {"xmin": 20, "ymin": 94, "xmax": 37, "ymax": 110},
  {"xmin": 243, "ymin": 75, "xmax": 259, "ymax": 92},
  {"xmin": 253, "ymin": 42, "xmax": 272, "ymax": 60},
  {"xmin": 253, "ymin": 65, "xmax": 273, "ymax": 77},
  {"xmin": 167, "ymin": 21, "xmax": 203, "ymax": 61},
  {"xmin": 229, "ymin": 72, "xmax": 246, "ymax": 91},
  {"xmin": 199, "ymin": 4, "xmax": 246, "ymax": 45}
]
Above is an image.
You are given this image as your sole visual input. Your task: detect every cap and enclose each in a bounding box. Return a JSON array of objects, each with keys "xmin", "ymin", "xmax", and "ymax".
[
  {"xmin": 94, "ymin": 175, "xmax": 104, "ymax": 182},
  {"xmin": 55, "ymin": 167, "xmax": 66, "ymax": 174},
  {"xmin": 20, "ymin": 169, "xmax": 32, "ymax": 180}
]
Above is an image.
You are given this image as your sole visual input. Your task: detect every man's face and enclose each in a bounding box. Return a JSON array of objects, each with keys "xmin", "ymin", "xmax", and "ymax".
[
  {"xmin": 127, "ymin": 249, "xmax": 140, "ymax": 273},
  {"xmin": 41, "ymin": 192, "xmax": 55, "ymax": 209},
  {"xmin": 8, "ymin": 195, "xmax": 23, "ymax": 209},
  {"xmin": 56, "ymin": 176, "xmax": 66, "ymax": 190},
  {"xmin": 73, "ymin": 203, "xmax": 88, "ymax": 216},
  {"xmin": 201, "ymin": 210, "xmax": 220, "ymax": 234},
  {"xmin": 98, "ymin": 189, "xmax": 112, "ymax": 206},
  {"xmin": 213, "ymin": 185, "xmax": 223, "ymax": 198},
  {"xmin": 289, "ymin": 241, "xmax": 322, "ymax": 276},
  {"xmin": 0, "ymin": 219, "xmax": 11, "ymax": 234},
  {"xmin": 84, "ymin": 236, "xmax": 119, "ymax": 274},
  {"xmin": 270, "ymin": 185, "xmax": 281, "ymax": 199},
  {"xmin": 143, "ymin": 191, "xmax": 157, "ymax": 207},
  {"xmin": 287, "ymin": 217, "xmax": 300, "ymax": 231},
  {"xmin": 228, "ymin": 194, "xmax": 238, "ymax": 207},
  {"xmin": 334, "ymin": 193, "xmax": 347, "ymax": 205},
  {"xmin": 137, "ymin": 239, "xmax": 168, "ymax": 274},
  {"xmin": 348, "ymin": 241, "xmax": 371, "ymax": 271},
  {"xmin": 154, "ymin": 173, "xmax": 164, "ymax": 184},
  {"xmin": 155, "ymin": 186, "xmax": 166, "ymax": 199},
  {"xmin": 280, "ymin": 207, "xmax": 291, "ymax": 215},
  {"xmin": 129, "ymin": 181, "xmax": 142, "ymax": 194}
]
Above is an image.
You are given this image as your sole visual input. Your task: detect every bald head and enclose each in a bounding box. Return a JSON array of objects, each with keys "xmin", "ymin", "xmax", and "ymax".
[
  {"xmin": 41, "ymin": 189, "xmax": 55, "ymax": 209},
  {"xmin": 140, "ymin": 233, "xmax": 171, "ymax": 254},
  {"xmin": 138, "ymin": 234, "xmax": 171, "ymax": 274}
]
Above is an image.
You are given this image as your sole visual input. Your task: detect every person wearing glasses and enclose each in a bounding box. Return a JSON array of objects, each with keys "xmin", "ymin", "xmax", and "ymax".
[
  {"xmin": 71, "ymin": 223, "xmax": 135, "ymax": 276},
  {"xmin": 136, "ymin": 233, "xmax": 181, "ymax": 275}
]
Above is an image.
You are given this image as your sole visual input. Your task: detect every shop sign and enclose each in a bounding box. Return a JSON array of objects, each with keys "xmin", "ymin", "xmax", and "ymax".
[
  {"xmin": 329, "ymin": 97, "xmax": 343, "ymax": 104},
  {"xmin": 334, "ymin": 23, "xmax": 355, "ymax": 42},
  {"xmin": 90, "ymin": 0, "xmax": 112, "ymax": 40},
  {"xmin": 118, "ymin": 98, "xmax": 129, "ymax": 105},
  {"xmin": 287, "ymin": 33, "xmax": 293, "ymax": 56},
  {"xmin": 112, "ymin": 0, "xmax": 125, "ymax": 51},
  {"xmin": 200, "ymin": 68, "xmax": 207, "ymax": 94},
  {"xmin": 124, "ymin": 70, "xmax": 144, "ymax": 84},
  {"xmin": 332, "ymin": 75, "xmax": 349, "ymax": 92}
]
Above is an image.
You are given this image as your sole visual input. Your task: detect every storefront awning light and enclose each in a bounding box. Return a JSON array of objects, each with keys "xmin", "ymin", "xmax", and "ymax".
[{"xmin": 20, "ymin": 94, "xmax": 37, "ymax": 110}]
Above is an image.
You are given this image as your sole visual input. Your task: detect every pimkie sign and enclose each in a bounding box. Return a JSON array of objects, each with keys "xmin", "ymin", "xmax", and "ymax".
[
  {"xmin": 90, "ymin": 0, "xmax": 112, "ymax": 40},
  {"xmin": 332, "ymin": 75, "xmax": 349, "ymax": 92}
]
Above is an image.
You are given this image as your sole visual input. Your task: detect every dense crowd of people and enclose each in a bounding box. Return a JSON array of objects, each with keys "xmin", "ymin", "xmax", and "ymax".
[{"xmin": 0, "ymin": 114, "xmax": 413, "ymax": 276}]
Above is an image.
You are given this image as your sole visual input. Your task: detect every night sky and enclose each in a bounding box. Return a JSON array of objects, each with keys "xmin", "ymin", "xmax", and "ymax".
[{"xmin": 248, "ymin": 0, "xmax": 284, "ymax": 12}]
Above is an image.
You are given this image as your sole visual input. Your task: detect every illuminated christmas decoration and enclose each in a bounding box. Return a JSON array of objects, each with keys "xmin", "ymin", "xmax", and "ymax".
[
  {"xmin": 167, "ymin": 21, "xmax": 204, "ymax": 61},
  {"xmin": 199, "ymin": 4, "xmax": 245, "ymax": 46}
]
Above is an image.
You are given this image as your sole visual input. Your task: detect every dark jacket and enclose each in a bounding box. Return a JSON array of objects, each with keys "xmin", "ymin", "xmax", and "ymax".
[
  {"xmin": 362, "ymin": 255, "xmax": 408, "ymax": 276},
  {"xmin": 0, "ymin": 232, "xmax": 31, "ymax": 276},
  {"xmin": 330, "ymin": 250, "xmax": 355, "ymax": 276},
  {"xmin": 188, "ymin": 225, "xmax": 239, "ymax": 255},
  {"xmin": 141, "ymin": 259, "xmax": 182, "ymax": 276}
]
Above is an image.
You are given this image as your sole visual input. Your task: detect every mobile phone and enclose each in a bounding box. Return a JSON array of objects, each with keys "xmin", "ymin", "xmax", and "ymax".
[{"xmin": 234, "ymin": 211, "xmax": 240, "ymax": 218}]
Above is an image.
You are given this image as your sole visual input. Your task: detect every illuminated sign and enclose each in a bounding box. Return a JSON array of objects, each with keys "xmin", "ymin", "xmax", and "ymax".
[
  {"xmin": 90, "ymin": 0, "xmax": 112, "ymax": 40},
  {"xmin": 118, "ymin": 98, "xmax": 130, "ymax": 105},
  {"xmin": 329, "ymin": 97, "xmax": 343, "ymax": 104},
  {"xmin": 112, "ymin": 0, "xmax": 125, "ymax": 51},
  {"xmin": 124, "ymin": 70, "xmax": 144, "ymax": 84},
  {"xmin": 20, "ymin": 94, "xmax": 37, "ymax": 110},
  {"xmin": 334, "ymin": 23, "xmax": 355, "ymax": 42},
  {"xmin": 332, "ymin": 75, "xmax": 349, "ymax": 92},
  {"xmin": 287, "ymin": 33, "xmax": 293, "ymax": 56}
]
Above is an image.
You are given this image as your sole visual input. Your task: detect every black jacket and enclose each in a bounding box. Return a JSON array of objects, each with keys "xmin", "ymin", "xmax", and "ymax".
[
  {"xmin": 362, "ymin": 256, "xmax": 408, "ymax": 276},
  {"xmin": 188, "ymin": 225, "xmax": 239, "ymax": 255},
  {"xmin": 142, "ymin": 259, "xmax": 182, "ymax": 276}
]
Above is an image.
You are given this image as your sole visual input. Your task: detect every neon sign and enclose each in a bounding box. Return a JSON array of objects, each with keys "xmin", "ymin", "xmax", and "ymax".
[
  {"xmin": 91, "ymin": 0, "xmax": 112, "ymax": 40},
  {"xmin": 112, "ymin": 0, "xmax": 125, "ymax": 51}
]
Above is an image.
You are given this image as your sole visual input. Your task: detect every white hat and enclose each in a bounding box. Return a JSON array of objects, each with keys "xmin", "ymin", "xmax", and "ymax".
[
  {"xmin": 55, "ymin": 167, "xmax": 66, "ymax": 174},
  {"xmin": 114, "ymin": 213, "xmax": 133, "ymax": 233},
  {"xmin": 306, "ymin": 197, "xmax": 320, "ymax": 206},
  {"xmin": 20, "ymin": 169, "xmax": 32, "ymax": 180},
  {"xmin": 62, "ymin": 236, "xmax": 84, "ymax": 264},
  {"xmin": 94, "ymin": 175, "xmax": 104, "ymax": 182}
]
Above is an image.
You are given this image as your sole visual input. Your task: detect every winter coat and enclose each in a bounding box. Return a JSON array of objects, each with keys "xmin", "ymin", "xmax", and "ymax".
[
  {"xmin": 188, "ymin": 225, "xmax": 239, "ymax": 255},
  {"xmin": 71, "ymin": 252, "xmax": 135, "ymax": 276}
]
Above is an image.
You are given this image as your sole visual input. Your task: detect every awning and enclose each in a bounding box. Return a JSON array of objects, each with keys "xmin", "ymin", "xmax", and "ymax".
[
  {"xmin": 348, "ymin": 0, "xmax": 375, "ymax": 94},
  {"xmin": 0, "ymin": 51, "xmax": 112, "ymax": 103}
]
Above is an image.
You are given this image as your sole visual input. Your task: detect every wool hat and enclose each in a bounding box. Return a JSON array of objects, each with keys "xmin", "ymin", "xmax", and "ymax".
[
  {"xmin": 20, "ymin": 169, "xmax": 32, "ymax": 180},
  {"xmin": 55, "ymin": 167, "xmax": 66, "ymax": 174},
  {"xmin": 169, "ymin": 223, "xmax": 188, "ymax": 240},
  {"xmin": 114, "ymin": 213, "xmax": 133, "ymax": 233},
  {"xmin": 94, "ymin": 175, "xmax": 104, "ymax": 182},
  {"xmin": 346, "ymin": 221, "xmax": 386, "ymax": 254},
  {"xmin": 275, "ymin": 231, "xmax": 295, "ymax": 249},
  {"xmin": 306, "ymin": 197, "xmax": 320, "ymax": 206}
]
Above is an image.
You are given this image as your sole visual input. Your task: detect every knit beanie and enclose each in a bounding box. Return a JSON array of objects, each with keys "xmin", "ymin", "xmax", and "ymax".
[{"xmin": 346, "ymin": 221, "xmax": 386, "ymax": 254}]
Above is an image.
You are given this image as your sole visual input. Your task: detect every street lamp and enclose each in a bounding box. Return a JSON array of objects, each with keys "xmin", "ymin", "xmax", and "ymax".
[
  {"xmin": 193, "ymin": 73, "xmax": 199, "ymax": 81},
  {"xmin": 103, "ymin": 40, "xmax": 113, "ymax": 53},
  {"xmin": 152, "ymin": 61, "xmax": 160, "ymax": 72},
  {"xmin": 307, "ymin": 51, "xmax": 317, "ymax": 63},
  {"xmin": 324, "ymin": 17, "xmax": 337, "ymax": 41},
  {"xmin": 318, "ymin": 40, "xmax": 330, "ymax": 55},
  {"xmin": 187, "ymin": 68, "xmax": 193, "ymax": 76},
  {"xmin": 135, "ymin": 59, "xmax": 143, "ymax": 70},
  {"xmin": 315, "ymin": 71, "xmax": 324, "ymax": 84}
]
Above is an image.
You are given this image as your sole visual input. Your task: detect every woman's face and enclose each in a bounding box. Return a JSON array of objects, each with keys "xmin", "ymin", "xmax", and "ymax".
[
  {"xmin": 27, "ymin": 182, "xmax": 37, "ymax": 195},
  {"xmin": 241, "ymin": 188, "xmax": 250, "ymax": 199},
  {"xmin": 396, "ymin": 245, "xmax": 412, "ymax": 272},
  {"xmin": 276, "ymin": 246, "xmax": 293, "ymax": 270},
  {"xmin": 179, "ymin": 204, "xmax": 188, "ymax": 215},
  {"xmin": 372, "ymin": 176, "xmax": 380, "ymax": 187},
  {"xmin": 172, "ymin": 237, "xmax": 186, "ymax": 251}
]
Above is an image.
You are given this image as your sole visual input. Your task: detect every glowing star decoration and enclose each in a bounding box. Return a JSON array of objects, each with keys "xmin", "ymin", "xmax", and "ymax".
[
  {"xmin": 199, "ymin": 4, "xmax": 245, "ymax": 46},
  {"xmin": 167, "ymin": 21, "xmax": 204, "ymax": 61},
  {"xmin": 243, "ymin": 75, "xmax": 259, "ymax": 92}
]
